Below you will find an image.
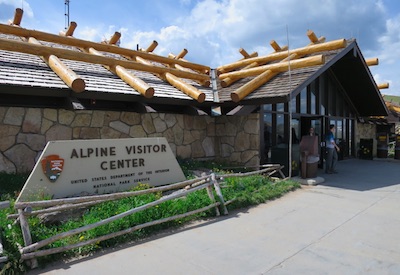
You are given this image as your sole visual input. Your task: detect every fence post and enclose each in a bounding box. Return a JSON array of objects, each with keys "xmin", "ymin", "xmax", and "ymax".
[
  {"xmin": 18, "ymin": 208, "xmax": 38, "ymax": 269},
  {"xmin": 211, "ymin": 173, "xmax": 228, "ymax": 215},
  {"xmin": 205, "ymin": 179, "xmax": 220, "ymax": 216}
]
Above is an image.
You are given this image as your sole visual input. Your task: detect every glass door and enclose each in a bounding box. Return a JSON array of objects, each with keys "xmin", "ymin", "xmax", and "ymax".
[{"xmin": 301, "ymin": 116, "xmax": 323, "ymax": 168}]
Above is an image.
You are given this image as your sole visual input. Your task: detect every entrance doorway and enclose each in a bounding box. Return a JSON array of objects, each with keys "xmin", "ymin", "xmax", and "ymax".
[{"xmin": 300, "ymin": 116, "xmax": 324, "ymax": 168}]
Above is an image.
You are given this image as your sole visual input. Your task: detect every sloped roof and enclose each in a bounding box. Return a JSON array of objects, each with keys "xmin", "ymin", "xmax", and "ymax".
[{"xmin": 0, "ymin": 16, "xmax": 388, "ymax": 116}]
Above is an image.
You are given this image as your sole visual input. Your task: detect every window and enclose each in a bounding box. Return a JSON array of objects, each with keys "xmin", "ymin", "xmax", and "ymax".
[{"xmin": 300, "ymin": 88, "xmax": 307, "ymax": 113}]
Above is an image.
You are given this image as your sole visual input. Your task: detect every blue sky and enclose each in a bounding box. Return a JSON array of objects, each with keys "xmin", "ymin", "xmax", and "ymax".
[{"xmin": 1, "ymin": 0, "xmax": 400, "ymax": 97}]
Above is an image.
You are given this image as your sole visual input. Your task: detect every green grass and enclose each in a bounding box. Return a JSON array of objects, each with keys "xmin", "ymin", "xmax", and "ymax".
[
  {"xmin": 383, "ymin": 94, "xmax": 400, "ymax": 105},
  {"xmin": 0, "ymin": 162, "xmax": 300, "ymax": 274}
]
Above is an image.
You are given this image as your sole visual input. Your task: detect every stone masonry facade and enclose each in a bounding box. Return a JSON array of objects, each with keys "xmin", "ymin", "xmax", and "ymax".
[
  {"xmin": 0, "ymin": 106, "xmax": 260, "ymax": 173},
  {"xmin": 356, "ymin": 122, "xmax": 377, "ymax": 157}
]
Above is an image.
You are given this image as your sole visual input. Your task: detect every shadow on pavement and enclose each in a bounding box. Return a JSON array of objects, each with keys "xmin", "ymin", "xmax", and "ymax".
[{"xmin": 316, "ymin": 158, "xmax": 400, "ymax": 191}]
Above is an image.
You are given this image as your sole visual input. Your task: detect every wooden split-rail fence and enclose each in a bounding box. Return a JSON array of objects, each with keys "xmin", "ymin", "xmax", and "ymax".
[{"xmin": 7, "ymin": 164, "xmax": 284, "ymax": 268}]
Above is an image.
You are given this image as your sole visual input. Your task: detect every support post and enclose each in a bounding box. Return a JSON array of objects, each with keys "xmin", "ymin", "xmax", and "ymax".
[
  {"xmin": 211, "ymin": 173, "xmax": 228, "ymax": 215},
  {"xmin": 206, "ymin": 184, "xmax": 220, "ymax": 217},
  {"xmin": 18, "ymin": 209, "xmax": 38, "ymax": 268}
]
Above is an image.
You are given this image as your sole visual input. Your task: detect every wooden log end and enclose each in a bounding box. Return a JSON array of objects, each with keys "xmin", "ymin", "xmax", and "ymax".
[
  {"xmin": 239, "ymin": 48, "xmax": 250, "ymax": 58},
  {"xmin": 220, "ymin": 79, "xmax": 230, "ymax": 88},
  {"xmin": 145, "ymin": 41, "xmax": 158, "ymax": 52},
  {"xmin": 197, "ymin": 93, "xmax": 206, "ymax": 103},
  {"xmin": 109, "ymin": 32, "xmax": 121, "ymax": 45},
  {"xmin": 176, "ymin": 49, "xmax": 188, "ymax": 59},
  {"xmin": 216, "ymin": 68, "xmax": 224, "ymax": 75},
  {"xmin": 378, "ymin": 83, "xmax": 389, "ymax": 89},
  {"xmin": 144, "ymin": 87, "xmax": 155, "ymax": 98},
  {"xmin": 307, "ymin": 30, "xmax": 319, "ymax": 43},
  {"xmin": 12, "ymin": 8, "xmax": 23, "ymax": 26},
  {"xmin": 270, "ymin": 40, "xmax": 281, "ymax": 52},
  {"xmin": 71, "ymin": 78, "xmax": 86, "ymax": 93},
  {"xmin": 64, "ymin": 22, "xmax": 78, "ymax": 37},
  {"xmin": 231, "ymin": 92, "xmax": 241, "ymax": 103},
  {"xmin": 201, "ymin": 80, "xmax": 211, "ymax": 87},
  {"xmin": 366, "ymin": 57, "xmax": 379, "ymax": 66}
]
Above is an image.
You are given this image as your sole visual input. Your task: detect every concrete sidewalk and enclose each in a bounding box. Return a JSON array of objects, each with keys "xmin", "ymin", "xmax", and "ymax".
[{"xmin": 29, "ymin": 158, "xmax": 400, "ymax": 274}]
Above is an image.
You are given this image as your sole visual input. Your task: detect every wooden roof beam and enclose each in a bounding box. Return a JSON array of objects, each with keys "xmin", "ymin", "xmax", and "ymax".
[
  {"xmin": 9, "ymin": 8, "xmax": 23, "ymax": 26},
  {"xmin": 378, "ymin": 83, "xmax": 389, "ymax": 89},
  {"xmin": 270, "ymin": 40, "xmax": 288, "ymax": 52},
  {"xmin": 169, "ymin": 51, "xmax": 210, "ymax": 87},
  {"xmin": 0, "ymin": 23, "xmax": 210, "ymax": 74},
  {"xmin": 217, "ymin": 38, "xmax": 346, "ymax": 74},
  {"xmin": 129, "ymin": 53, "xmax": 206, "ymax": 103},
  {"xmin": 230, "ymin": 53, "xmax": 306, "ymax": 102},
  {"xmin": 366, "ymin": 58, "xmax": 379, "ymax": 66},
  {"xmin": 27, "ymin": 37, "xmax": 86, "ymax": 93},
  {"xmin": 8, "ymin": 9, "xmax": 85, "ymax": 93},
  {"xmin": 145, "ymin": 41, "xmax": 158, "ymax": 53},
  {"xmin": 307, "ymin": 30, "xmax": 326, "ymax": 45},
  {"xmin": 78, "ymin": 31, "xmax": 154, "ymax": 98},
  {"xmin": 175, "ymin": 49, "xmax": 188, "ymax": 59},
  {"xmin": 106, "ymin": 32, "xmax": 121, "ymax": 45},
  {"xmin": 59, "ymin": 22, "xmax": 77, "ymax": 37},
  {"xmin": 220, "ymin": 54, "xmax": 325, "ymax": 80},
  {"xmin": 88, "ymin": 47, "xmax": 154, "ymax": 98},
  {"xmin": 221, "ymin": 48, "xmax": 258, "ymax": 87},
  {"xmin": 0, "ymin": 37, "xmax": 210, "ymax": 82},
  {"xmin": 221, "ymin": 43, "xmax": 286, "ymax": 88},
  {"xmin": 238, "ymin": 49, "xmax": 258, "ymax": 60}
]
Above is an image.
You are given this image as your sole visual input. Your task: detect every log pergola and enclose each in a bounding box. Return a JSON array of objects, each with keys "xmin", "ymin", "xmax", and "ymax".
[
  {"xmin": 0, "ymin": 8, "xmax": 388, "ymax": 107},
  {"xmin": 1, "ymin": 8, "xmax": 210, "ymax": 103}
]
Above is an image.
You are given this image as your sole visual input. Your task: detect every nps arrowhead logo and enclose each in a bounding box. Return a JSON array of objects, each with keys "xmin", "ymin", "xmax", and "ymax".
[{"xmin": 41, "ymin": 155, "xmax": 64, "ymax": 182}]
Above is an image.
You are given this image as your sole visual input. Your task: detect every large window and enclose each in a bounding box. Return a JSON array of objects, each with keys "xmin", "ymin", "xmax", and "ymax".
[{"xmin": 261, "ymin": 71, "xmax": 358, "ymax": 167}]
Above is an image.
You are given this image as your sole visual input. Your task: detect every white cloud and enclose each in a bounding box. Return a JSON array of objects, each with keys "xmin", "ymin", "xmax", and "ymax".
[{"xmin": 77, "ymin": 27, "xmax": 102, "ymax": 42}]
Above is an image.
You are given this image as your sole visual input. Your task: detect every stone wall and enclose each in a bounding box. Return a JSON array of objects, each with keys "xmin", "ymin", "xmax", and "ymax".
[
  {"xmin": 0, "ymin": 107, "xmax": 260, "ymax": 173},
  {"xmin": 356, "ymin": 122, "xmax": 377, "ymax": 157}
]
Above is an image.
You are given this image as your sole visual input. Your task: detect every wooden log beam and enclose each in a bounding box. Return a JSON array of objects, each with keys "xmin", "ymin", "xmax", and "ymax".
[
  {"xmin": 217, "ymin": 38, "xmax": 346, "ymax": 74},
  {"xmin": 108, "ymin": 32, "xmax": 121, "ymax": 45},
  {"xmin": 238, "ymin": 49, "xmax": 258, "ymax": 60},
  {"xmin": 59, "ymin": 21, "xmax": 77, "ymax": 37},
  {"xmin": 0, "ymin": 37, "xmax": 210, "ymax": 82},
  {"xmin": 163, "ymin": 72, "xmax": 206, "ymax": 103},
  {"xmin": 219, "ymin": 54, "xmax": 325, "ymax": 80},
  {"xmin": 221, "ymin": 42, "xmax": 287, "ymax": 88},
  {"xmin": 168, "ymin": 53, "xmax": 210, "ymax": 87},
  {"xmin": 378, "ymin": 83, "xmax": 389, "ymax": 89},
  {"xmin": 270, "ymin": 41, "xmax": 289, "ymax": 52},
  {"xmin": 86, "ymin": 36, "xmax": 154, "ymax": 97},
  {"xmin": 221, "ymin": 49, "xmax": 258, "ymax": 87},
  {"xmin": 230, "ymin": 53, "xmax": 300, "ymax": 102},
  {"xmin": 239, "ymin": 48, "xmax": 250, "ymax": 58},
  {"xmin": 307, "ymin": 30, "xmax": 319, "ymax": 43},
  {"xmin": 307, "ymin": 30, "xmax": 326, "ymax": 45},
  {"xmin": 175, "ymin": 49, "xmax": 188, "ymax": 59},
  {"xmin": 9, "ymin": 8, "xmax": 23, "ymax": 26},
  {"xmin": 87, "ymin": 47, "xmax": 154, "ymax": 98},
  {"xmin": 145, "ymin": 40, "xmax": 158, "ymax": 53},
  {"xmin": 28, "ymin": 37, "xmax": 85, "ymax": 92},
  {"xmin": 366, "ymin": 57, "xmax": 379, "ymax": 66},
  {"xmin": 0, "ymin": 23, "xmax": 210, "ymax": 74},
  {"xmin": 131, "ymin": 54, "xmax": 206, "ymax": 102}
]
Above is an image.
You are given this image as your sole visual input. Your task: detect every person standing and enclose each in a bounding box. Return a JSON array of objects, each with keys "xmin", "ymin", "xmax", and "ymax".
[{"xmin": 325, "ymin": 124, "xmax": 340, "ymax": 174}]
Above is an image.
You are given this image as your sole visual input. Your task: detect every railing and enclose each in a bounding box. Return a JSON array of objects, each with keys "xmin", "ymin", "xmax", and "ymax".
[{"xmin": 8, "ymin": 164, "xmax": 283, "ymax": 267}]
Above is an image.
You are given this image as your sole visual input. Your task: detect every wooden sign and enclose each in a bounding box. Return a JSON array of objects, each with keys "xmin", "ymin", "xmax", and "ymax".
[{"xmin": 16, "ymin": 138, "xmax": 185, "ymax": 202}]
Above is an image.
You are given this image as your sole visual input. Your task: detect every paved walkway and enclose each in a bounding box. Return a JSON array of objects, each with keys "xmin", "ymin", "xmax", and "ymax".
[{"xmin": 29, "ymin": 158, "xmax": 400, "ymax": 274}]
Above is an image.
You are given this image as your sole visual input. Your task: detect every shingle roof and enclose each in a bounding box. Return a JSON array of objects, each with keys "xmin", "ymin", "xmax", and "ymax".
[{"xmin": 0, "ymin": 20, "xmax": 388, "ymax": 116}]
